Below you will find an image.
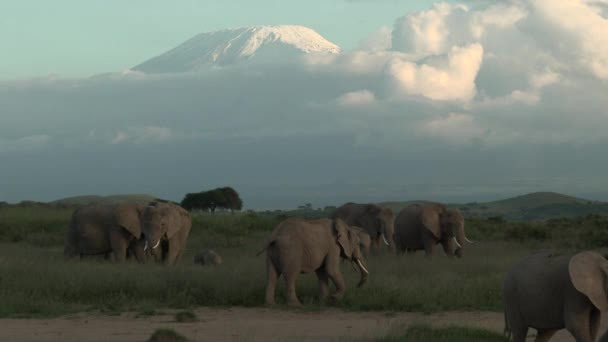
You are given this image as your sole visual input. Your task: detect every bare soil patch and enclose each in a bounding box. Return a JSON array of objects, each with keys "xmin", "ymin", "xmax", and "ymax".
[{"xmin": 0, "ymin": 308, "xmax": 599, "ymax": 341}]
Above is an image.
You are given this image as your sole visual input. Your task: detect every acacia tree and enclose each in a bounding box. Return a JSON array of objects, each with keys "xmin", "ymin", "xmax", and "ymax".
[{"xmin": 180, "ymin": 187, "xmax": 243, "ymax": 214}]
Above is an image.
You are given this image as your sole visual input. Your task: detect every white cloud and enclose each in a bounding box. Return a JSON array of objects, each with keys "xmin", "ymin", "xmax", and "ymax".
[
  {"xmin": 530, "ymin": 0, "xmax": 608, "ymax": 79},
  {"xmin": 391, "ymin": 3, "xmax": 471, "ymax": 57},
  {"xmin": 387, "ymin": 43, "xmax": 483, "ymax": 102},
  {"xmin": 336, "ymin": 90, "xmax": 376, "ymax": 106},
  {"xmin": 358, "ymin": 26, "xmax": 393, "ymax": 51},
  {"xmin": 0, "ymin": 134, "xmax": 51, "ymax": 153},
  {"xmin": 111, "ymin": 131, "xmax": 129, "ymax": 144},
  {"xmin": 3, "ymin": 0, "xmax": 608, "ymax": 205},
  {"xmin": 109, "ymin": 126, "xmax": 172, "ymax": 144},
  {"xmin": 418, "ymin": 112, "xmax": 487, "ymax": 145}
]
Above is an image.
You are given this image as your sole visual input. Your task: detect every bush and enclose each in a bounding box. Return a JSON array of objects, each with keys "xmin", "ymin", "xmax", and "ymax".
[{"xmin": 148, "ymin": 329, "xmax": 189, "ymax": 342}]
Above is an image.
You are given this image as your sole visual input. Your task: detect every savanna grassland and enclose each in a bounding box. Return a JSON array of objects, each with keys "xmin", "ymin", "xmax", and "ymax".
[{"xmin": 2, "ymin": 205, "xmax": 608, "ymax": 341}]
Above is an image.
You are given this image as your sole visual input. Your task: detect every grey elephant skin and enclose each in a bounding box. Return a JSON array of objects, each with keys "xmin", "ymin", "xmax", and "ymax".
[
  {"xmin": 260, "ymin": 217, "xmax": 369, "ymax": 306},
  {"xmin": 193, "ymin": 249, "xmax": 222, "ymax": 266},
  {"xmin": 351, "ymin": 226, "xmax": 372, "ymax": 257},
  {"xmin": 503, "ymin": 251, "xmax": 608, "ymax": 342},
  {"xmin": 64, "ymin": 202, "xmax": 147, "ymax": 262},
  {"xmin": 331, "ymin": 203, "xmax": 395, "ymax": 252},
  {"xmin": 393, "ymin": 202, "xmax": 468, "ymax": 257},
  {"xmin": 142, "ymin": 201, "xmax": 192, "ymax": 266}
]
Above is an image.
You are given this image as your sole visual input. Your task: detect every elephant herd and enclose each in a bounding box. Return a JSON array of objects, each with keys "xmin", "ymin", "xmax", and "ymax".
[
  {"xmin": 61, "ymin": 199, "xmax": 608, "ymax": 341},
  {"xmin": 258, "ymin": 201, "xmax": 473, "ymax": 307}
]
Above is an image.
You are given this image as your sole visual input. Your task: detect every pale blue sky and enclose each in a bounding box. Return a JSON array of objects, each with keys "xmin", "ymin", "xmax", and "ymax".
[{"xmin": 1, "ymin": 0, "xmax": 436, "ymax": 80}]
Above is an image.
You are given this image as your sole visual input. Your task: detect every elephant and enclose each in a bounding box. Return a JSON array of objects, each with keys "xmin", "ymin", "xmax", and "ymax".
[
  {"xmin": 193, "ymin": 249, "xmax": 222, "ymax": 266},
  {"xmin": 64, "ymin": 202, "xmax": 148, "ymax": 262},
  {"xmin": 141, "ymin": 201, "xmax": 192, "ymax": 266},
  {"xmin": 393, "ymin": 202, "xmax": 471, "ymax": 258},
  {"xmin": 351, "ymin": 226, "xmax": 371, "ymax": 257},
  {"xmin": 331, "ymin": 203, "xmax": 395, "ymax": 252},
  {"xmin": 259, "ymin": 217, "xmax": 369, "ymax": 306},
  {"xmin": 503, "ymin": 250, "xmax": 608, "ymax": 342}
]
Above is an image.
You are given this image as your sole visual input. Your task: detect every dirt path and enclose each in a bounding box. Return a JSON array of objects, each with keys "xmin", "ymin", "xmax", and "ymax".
[{"xmin": 0, "ymin": 307, "xmax": 599, "ymax": 341}]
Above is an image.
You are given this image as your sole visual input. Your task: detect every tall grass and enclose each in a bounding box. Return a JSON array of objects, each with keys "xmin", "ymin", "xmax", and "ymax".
[{"xmin": 1, "ymin": 206, "xmax": 607, "ymax": 317}]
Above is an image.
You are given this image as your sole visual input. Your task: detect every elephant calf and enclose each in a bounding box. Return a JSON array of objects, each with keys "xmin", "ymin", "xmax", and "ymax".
[
  {"xmin": 503, "ymin": 250, "xmax": 608, "ymax": 342},
  {"xmin": 193, "ymin": 249, "xmax": 222, "ymax": 266},
  {"xmin": 259, "ymin": 217, "xmax": 369, "ymax": 306}
]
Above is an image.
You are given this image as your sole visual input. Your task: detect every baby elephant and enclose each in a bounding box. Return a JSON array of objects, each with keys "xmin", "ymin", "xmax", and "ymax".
[
  {"xmin": 503, "ymin": 250, "xmax": 608, "ymax": 342},
  {"xmin": 193, "ymin": 249, "xmax": 222, "ymax": 266}
]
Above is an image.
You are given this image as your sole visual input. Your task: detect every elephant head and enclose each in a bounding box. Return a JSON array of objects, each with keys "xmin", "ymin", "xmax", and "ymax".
[
  {"xmin": 141, "ymin": 202, "xmax": 184, "ymax": 252},
  {"xmin": 569, "ymin": 251, "xmax": 608, "ymax": 311},
  {"xmin": 333, "ymin": 218, "xmax": 369, "ymax": 287},
  {"xmin": 422, "ymin": 205, "xmax": 468, "ymax": 257},
  {"xmin": 359, "ymin": 204, "xmax": 394, "ymax": 248}
]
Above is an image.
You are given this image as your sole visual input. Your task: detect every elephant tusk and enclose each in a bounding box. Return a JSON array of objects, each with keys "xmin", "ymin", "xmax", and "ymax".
[
  {"xmin": 152, "ymin": 240, "xmax": 160, "ymax": 249},
  {"xmin": 144, "ymin": 241, "xmax": 148, "ymax": 251},
  {"xmin": 465, "ymin": 236, "xmax": 474, "ymax": 244},
  {"xmin": 382, "ymin": 234, "xmax": 389, "ymax": 246},
  {"xmin": 357, "ymin": 259, "xmax": 369, "ymax": 275},
  {"xmin": 453, "ymin": 237, "xmax": 462, "ymax": 249}
]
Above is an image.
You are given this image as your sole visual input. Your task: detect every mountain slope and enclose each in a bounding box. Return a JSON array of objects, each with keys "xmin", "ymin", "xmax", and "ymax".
[
  {"xmin": 380, "ymin": 192, "xmax": 608, "ymax": 221},
  {"xmin": 133, "ymin": 25, "xmax": 341, "ymax": 73},
  {"xmin": 50, "ymin": 194, "xmax": 158, "ymax": 207}
]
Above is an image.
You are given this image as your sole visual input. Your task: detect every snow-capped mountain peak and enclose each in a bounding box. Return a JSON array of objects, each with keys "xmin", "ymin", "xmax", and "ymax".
[{"xmin": 133, "ymin": 25, "xmax": 341, "ymax": 73}]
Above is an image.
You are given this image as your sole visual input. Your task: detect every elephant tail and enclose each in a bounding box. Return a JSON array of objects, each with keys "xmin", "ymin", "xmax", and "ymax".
[{"xmin": 255, "ymin": 241, "xmax": 275, "ymax": 256}]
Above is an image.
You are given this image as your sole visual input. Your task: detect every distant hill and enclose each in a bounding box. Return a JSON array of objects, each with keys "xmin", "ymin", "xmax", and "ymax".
[
  {"xmin": 50, "ymin": 194, "xmax": 158, "ymax": 207},
  {"xmin": 380, "ymin": 192, "xmax": 608, "ymax": 221}
]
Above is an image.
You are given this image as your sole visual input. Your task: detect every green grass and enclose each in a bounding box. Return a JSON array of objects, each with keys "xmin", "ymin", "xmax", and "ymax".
[
  {"xmin": 1, "ymin": 206, "xmax": 607, "ymax": 318},
  {"xmin": 377, "ymin": 324, "xmax": 506, "ymax": 342}
]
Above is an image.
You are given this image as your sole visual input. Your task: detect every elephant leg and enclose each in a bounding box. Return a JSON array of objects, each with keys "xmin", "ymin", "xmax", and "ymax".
[
  {"xmin": 164, "ymin": 238, "xmax": 182, "ymax": 266},
  {"xmin": 327, "ymin": 270, "xmax": 346, "ymax": 302},
  {"xmin": 440, "ymin": 239, "xmax": 455, "ymax": 257},
  {"xmin": 265, "ymin": 257, "xmax": 280, "ymax": 306},
  {"xmin": 535, "ymin": 329, "xmax": 557, "ymax": 342},
  {"xmin": 109, "ymin": 232, "xmax": 128, "ymax": 263},
  {"xmin": 284, "ymin": 270, "xmax": 301, "ymax": 306},
  {"xmin": 590, "ymin": 308, "xmax": 601, "ymax": 341},
  {"xmin": 423, "ymin": 239, "xmax": 435, "ymax": 257},
  {"xmin": 511, "ymin": 327, "xmax": 528, "ymax": 342},
  {"xmin": 316, "ymin": 270, "xmax": 330, "ymax": 302},
  {"xmin": 566, "ymin": 311, "xmax": 594, "ymax": 342}
]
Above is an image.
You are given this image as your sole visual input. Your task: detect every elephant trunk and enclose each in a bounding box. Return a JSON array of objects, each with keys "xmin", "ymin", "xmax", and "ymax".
[
  {"xmin": 381, "ymin": 220, "xmax": 395, "ymax": 251},
  {"xmin": 354, "ymin": 258, "xmax": 369, "ymax": 288}
]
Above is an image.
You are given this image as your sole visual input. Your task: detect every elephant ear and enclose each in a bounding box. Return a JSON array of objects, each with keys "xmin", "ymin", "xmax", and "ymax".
[
  {"xmin": 420, "ymin": 206, "xmax": 441, "ymax": 239},
  {"xmin": 333, "ymin": 218, "xmax": 352, "ymax": 259},
  {"xmin": 115, "ymin": 203, "xmax": 143, "ymax": 239},
  {"xmin": 569, "ymin": 251, "xmax": 608, "ymax": 311}
]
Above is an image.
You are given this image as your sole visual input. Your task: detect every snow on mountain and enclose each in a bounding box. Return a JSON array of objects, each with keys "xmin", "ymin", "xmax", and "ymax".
[{"xmin": 133, "ymin": 25, "xmax": 341, "ymax": 73}]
